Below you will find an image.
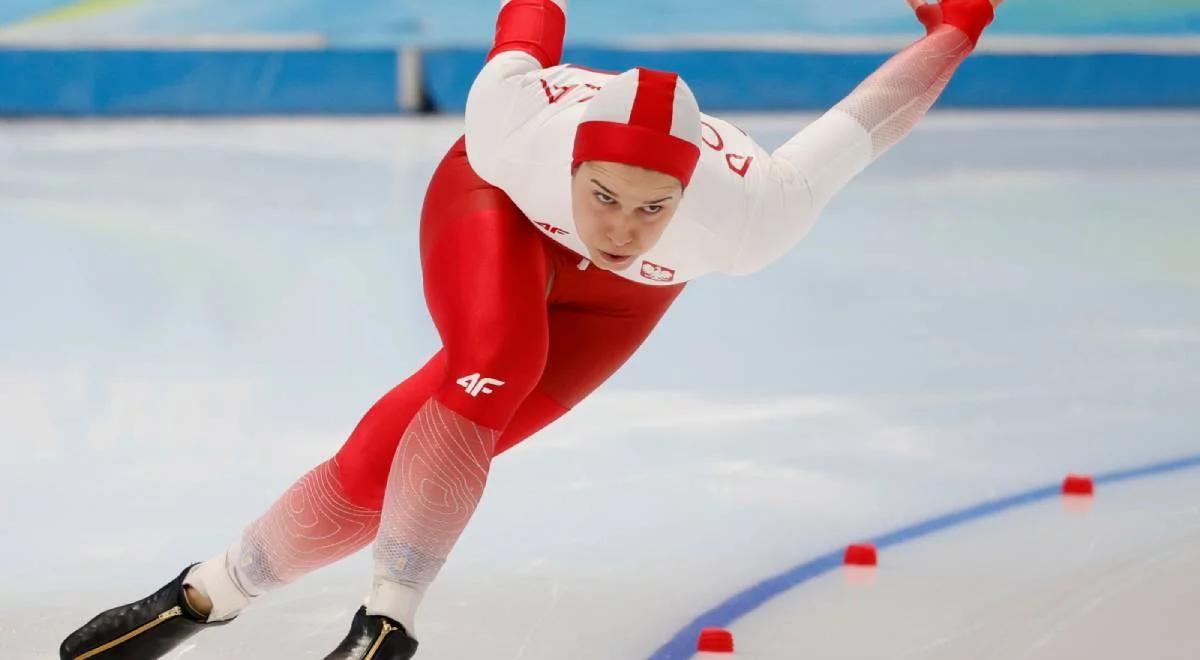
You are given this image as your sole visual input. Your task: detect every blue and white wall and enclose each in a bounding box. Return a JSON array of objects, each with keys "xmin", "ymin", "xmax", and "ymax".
[{"xmin": 2, "ymin": 0, "xmax": 1198, "ymax": 115}]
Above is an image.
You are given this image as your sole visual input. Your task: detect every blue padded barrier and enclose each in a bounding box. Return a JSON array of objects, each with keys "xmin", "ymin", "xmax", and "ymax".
[
  {"xmin": 0, "ymin": 48, "xmax": 403, "ymax": 115},
  {"xmin": 423, "ymin": 47, "xmax": 1200, "ymax": 112},
  {"xmin": 1, "ymin": 46, "xmax": 1197, "ymax": 116}
]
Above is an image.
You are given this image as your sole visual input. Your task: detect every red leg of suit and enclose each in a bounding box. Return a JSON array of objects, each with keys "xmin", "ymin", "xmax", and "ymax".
[{"xmin": 221, "ymin": 138, "xmax": 683, "ymax": 607}]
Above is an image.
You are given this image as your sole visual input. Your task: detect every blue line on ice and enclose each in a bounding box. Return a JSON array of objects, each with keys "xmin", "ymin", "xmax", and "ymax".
[{"xmin": 647, "ymin": 451, "xmax": 1200, "ymax": 659}]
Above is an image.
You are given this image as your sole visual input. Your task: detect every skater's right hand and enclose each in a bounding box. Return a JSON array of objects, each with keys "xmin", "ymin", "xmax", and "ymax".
[{"xmin": 906, "ymin": 0, "xmax": 1000, "ymax": 45}]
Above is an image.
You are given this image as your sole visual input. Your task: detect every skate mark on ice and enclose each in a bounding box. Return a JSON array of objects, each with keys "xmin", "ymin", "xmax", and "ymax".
[{"xmin": 512, "ymin": 577, "xmax": 564, "ymax": 660}]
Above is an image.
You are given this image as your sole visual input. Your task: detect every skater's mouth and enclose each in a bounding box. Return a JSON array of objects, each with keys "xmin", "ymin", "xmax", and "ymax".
[{"xmin": 598, "ymin": 250, "xmax": 634, "ymax": 263}]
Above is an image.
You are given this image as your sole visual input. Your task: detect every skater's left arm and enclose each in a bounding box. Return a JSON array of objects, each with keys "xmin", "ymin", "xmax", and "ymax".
[
  {"xmin": 464, "ymin": 0, "xmax": 569, "ymax": 185},
  {"xmin": 726, "ymin": 0, "xmax": 1000, "ymax": 275}
]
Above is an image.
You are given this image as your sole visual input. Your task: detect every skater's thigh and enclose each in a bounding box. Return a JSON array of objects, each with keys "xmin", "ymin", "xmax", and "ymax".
[
  {"xmin": 418, "ymin": 139, "xmax": 552, "ymax": 429},
  {"xmin": 539, "ymin": 281, "xmax": 686, "ymax": 409},
  {"xmin": 492, "ymin": 281, "xmax": 686, "ymax": 455}
]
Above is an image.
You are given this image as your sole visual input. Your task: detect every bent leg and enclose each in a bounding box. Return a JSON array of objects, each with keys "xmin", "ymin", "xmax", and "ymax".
[
  {"xmin": 183, "ymin": 456, "xmax": 381, "ymax": 621},
  {"xmin": 369, "ymin": 139, "xmax": 551, "ymax": 632},
  {"xmin": 185, "ymin": 351, "xmax": 447, "ymax": 621},
  {"xmin": 185, "ymin": 139, "xmax": 550, "ymax": 625}
]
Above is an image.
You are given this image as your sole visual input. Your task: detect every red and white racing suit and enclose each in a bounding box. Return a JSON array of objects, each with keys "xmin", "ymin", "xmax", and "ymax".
[{"xmin": 185, "ymin": 0, "xmax": 996, "ymax": 632}]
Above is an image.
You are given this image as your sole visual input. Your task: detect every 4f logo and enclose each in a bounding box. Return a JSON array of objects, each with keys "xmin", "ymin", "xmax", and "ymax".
[
  {"xmin": 457, "ymin": 373, "xmax": 505, "ymax": 397},
  {"xmin": 535, "ymin": 221, "xmax": 570, "ymax": 236}
]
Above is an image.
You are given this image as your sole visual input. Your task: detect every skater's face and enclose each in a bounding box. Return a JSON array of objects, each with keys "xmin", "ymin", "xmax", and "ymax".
[{"xmin": 571, "ymin": 161, "xmax": 683, "ymax": 272}]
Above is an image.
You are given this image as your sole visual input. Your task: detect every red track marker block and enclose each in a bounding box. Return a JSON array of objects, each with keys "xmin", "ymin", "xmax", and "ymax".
[
  {"xmin": 843, "ymin": 543, "xmax": 878, "ymax": 567},
  {"xmin": 1062, "ymin": 474, "xmax": 1095, "ymax": 496},
  {"xmin": 697, "ymin": 628, "xmax": 734, "ymax": 653}
]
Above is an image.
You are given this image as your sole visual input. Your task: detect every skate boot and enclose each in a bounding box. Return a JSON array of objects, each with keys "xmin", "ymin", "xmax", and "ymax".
[
  {"xmin": 59, "ymin": 563, "xmax": 233, "ymax": 660},
  {"xmin": 324, "ymin": 606, "xmax": 419, "ymax": 660}
]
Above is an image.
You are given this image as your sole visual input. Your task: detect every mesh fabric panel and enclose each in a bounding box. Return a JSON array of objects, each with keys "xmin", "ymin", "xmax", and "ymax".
[
  {"xmin": 373, "ymin": 399, "xmax": 499, "ymax": 592},
  {"xmin": 833, "ymin": 25, "xmax": 973, "ymax": 158},
  {"xmin": 229, "ymin": 457, "xmax": 380, "ymax": 596}
]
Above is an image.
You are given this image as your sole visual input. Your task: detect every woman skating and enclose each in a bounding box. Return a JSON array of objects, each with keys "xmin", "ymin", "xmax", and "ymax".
[{"xmin": 59, "ymin": 0, "xmax": 1001, "ymax": 657}]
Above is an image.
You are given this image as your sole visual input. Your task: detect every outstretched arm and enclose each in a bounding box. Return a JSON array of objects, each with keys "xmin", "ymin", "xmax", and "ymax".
[
  {"xmin": 832, "ymin": 0, "xmax": 997, "ymax": 156},
  {"xmin": 464, "ymin": 0, "xmax": 568, "ymax": 184},
  {"xmin": 730, "ymin": 0, "xmax": 1000, "ymax": 275}
]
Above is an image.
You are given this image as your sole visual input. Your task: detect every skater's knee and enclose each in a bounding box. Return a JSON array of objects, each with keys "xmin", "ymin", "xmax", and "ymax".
[{"xmin": 437, "ymin": 343, "xmax": 547, "ymax": 430}]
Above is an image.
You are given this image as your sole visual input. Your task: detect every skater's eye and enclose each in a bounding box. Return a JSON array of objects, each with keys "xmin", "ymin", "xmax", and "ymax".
[
  {"xmin": 594, "ymin": 191, "xmax": 617, "ymax": 205},
  {"xmin": 641, "ymin": 205, "xmax": 664, "ymax": 215}
]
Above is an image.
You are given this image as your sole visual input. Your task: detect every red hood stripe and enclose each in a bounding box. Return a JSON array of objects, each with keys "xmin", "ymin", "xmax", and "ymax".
[{"xmin": 628, "ymin": 67, "xmax": 678, "ymax": 135}]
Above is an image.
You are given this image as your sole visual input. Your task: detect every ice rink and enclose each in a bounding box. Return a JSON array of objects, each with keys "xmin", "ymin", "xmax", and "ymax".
[{"xmin": 3, "ymin": 111, "xmax": 1199, "ymax": 659}]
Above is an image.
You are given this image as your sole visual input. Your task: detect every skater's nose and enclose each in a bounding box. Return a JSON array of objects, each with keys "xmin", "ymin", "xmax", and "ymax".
[
  {"xmin": 606, "ymin": 220, "xmax": 635, "ymax": 248},
  {"xmin": 608, "ymin": 230, "xmax": 633, "ymax": 248}
]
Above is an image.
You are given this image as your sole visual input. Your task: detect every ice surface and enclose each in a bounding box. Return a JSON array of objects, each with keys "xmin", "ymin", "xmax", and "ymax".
[
  {"xmin": 2, "ymin": 112, "xmax": 1198, "ymax": 658},
  {"xmin": 733, "ymin": 470, "xmax": 1200, "ymax": 659}
]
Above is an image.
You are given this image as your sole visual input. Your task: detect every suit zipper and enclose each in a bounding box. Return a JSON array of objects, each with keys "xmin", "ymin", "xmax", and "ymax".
[{"xmin": 364, "ymin": 619, "xmax": 396, "ymax": 660}]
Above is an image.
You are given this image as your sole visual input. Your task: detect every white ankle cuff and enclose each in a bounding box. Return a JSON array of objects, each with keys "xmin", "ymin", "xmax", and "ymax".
[
  {"xmin": 183, "ymin": 552, "xmax": 252, "ymax": 622},
  {"xmin": 364, "ymin": 576, "xmax": 423, "ymax": 636}
]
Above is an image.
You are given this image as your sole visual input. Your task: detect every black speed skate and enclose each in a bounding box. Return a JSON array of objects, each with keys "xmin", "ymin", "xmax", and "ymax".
[
  {"xmin": 324, "ymin": 606, "xmax": 419, "ymax": 660},
  {"xmin": 59, "ymin": 563, "xmax": 233, "ymax": 660}
]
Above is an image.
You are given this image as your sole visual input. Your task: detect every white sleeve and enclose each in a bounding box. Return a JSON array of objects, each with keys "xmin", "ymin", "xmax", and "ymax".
[
  {"xmin": 463, "ymin": 0, "xmax": 569, "ymax": 186},
  {"xmin": 728, "ymin": 24, "xmax": 976, "ymax": 276},
  {"xmin": 464, "ymin": 51, "xmax": 552, "ymax": 186},
  {"xmin": 726, "ymin": 112, "xmax": 873, "ymax": 276}
]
